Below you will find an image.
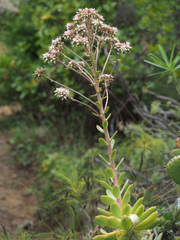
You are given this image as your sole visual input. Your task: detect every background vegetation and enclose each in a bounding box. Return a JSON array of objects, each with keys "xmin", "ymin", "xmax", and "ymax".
[{"xmin": 0, "ymin": 0, "xmax": 180, "ymax": 239}]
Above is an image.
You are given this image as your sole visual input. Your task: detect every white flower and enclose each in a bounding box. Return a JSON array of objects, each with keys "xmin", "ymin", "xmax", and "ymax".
[
  {"xmin": 72, "ymin": 35, "xmax": 89, "ymax": 46},
  {"xmin": 54, "ymin": 87, "xmax": 70, "ymax": 100},
  {"xmin": 68, "ymin": 60, "xmax": 85, "ymax": 68},
  {"xmin": 42, "ymin": 52, "xmax": 51, "ymax": 62},
  {"xmin": 63, "ymin": 29, "xmax": 75, "ymax": 40},
  {"xmin": 34, "ymin": 68, "xmax": 46, "ymax": 79},
  {"xmin": 114, "ymin": 40, "xmax": 132, "ymax": 53},
  {"xmin": 51, "ymin": 37, "xmax": 63, "ymax": 48},
  {"xmin": 129, "ymin": 214, "xmax": 140, "ymax": 226},
  {"xmin": 66, "ymin": 23, "xmax": 74, "ymax": 30},
  {"xmin": 99, "ymin": 74, "xmax": 114, "ymax": 85}
]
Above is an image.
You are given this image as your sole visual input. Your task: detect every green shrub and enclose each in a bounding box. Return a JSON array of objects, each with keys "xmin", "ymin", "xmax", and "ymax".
[{"xmin": 117, "ymin": 124, "xmax": 174, "ymax": 182}]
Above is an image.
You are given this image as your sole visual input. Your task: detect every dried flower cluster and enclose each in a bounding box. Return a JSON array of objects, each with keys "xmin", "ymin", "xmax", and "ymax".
[
  {"xmin": 42, "ymin": 37, "xmax": 63, "ymax": 63},
  {"xmin": 99, "ymin": 74, "xmax": 114, "ymax": 85},
  {"xmin": 35, "ymin": 7, "xmax": 132, "ymax": 102},
  {"xmin": 34, "ymin": 67, "xmax": 46, "ymax": 79},
  {"xmin": 68, "ymin": 60, "xmax": 85, "ymax": 69},
  {"xmin": 54, "ymin": 87, "xmax": 70, "ymax": 100},
  {"xmin": 63, "ymin": 8, "xmax": 131, "ymax": 52}
]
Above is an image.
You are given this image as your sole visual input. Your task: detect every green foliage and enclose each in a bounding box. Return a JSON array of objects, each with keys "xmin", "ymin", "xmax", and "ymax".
[
  {"xmin": 144, "ymin": 44, "xmax": 180, "ymax": 93},
  {"xmin": 9, "ymin": 125, "xmax": 58, "ymax": 166},
  {"xmin": 141, "ymin": 233, "xmax": 163, "ymax": 240},
  {"xmin": 93, "ymin": 172, "xmax": 158, "ymax": 239},
  {"xmin": 36, "ymin": 148, "xmax": 105, "ymax": 234},
  {"xmin": 0, "ymin": 230, "xmax": 57, "ymax": 240},
  {"xmin": 0, "ymin": 0, "xmax": 80, "ymax": 110},
  {"xmin": 8, "ymin": 104, "xmax": 92, "ymax": 166},
  {"xmin": 6, "ymin": 113, "xmax": 101, "ymax": 235},
  {"xmin": 0, "ymin": 6, "xmax": 40, "ymax": 103},
  {"xmin": 157, "ymin": 207, "xmax": 180, "ymax": 240},
  {"xmin": 113, "ymin": 0, "xmax": 180, "ymax": 93},
  {"xmin": 134, "ymin": 0, "xmax": 175, "ymax": 33},
  {"xmin": 117, "ymin": 124, "xmax": 173, "ymax": 182},
  {"xmin": 130, "ymin": 186, "xmax": 161, "ymax": 208}
]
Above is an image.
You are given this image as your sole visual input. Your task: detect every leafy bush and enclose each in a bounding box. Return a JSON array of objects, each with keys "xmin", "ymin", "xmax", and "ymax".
[
  {"xmin": 117, "ymin": 124, "xmax": 174, "ymax": 182},
  {"xmin": 157, "ymin": 207, "xmax": 180, "ymax": 240},
  {"xmin": 9, "ymin": 124, "xmax": 59, "ymax": 166}
]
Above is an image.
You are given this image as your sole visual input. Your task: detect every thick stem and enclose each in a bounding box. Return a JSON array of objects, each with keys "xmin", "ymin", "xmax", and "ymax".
[
  {"xmin": 96, "ymin": 90, "xmax": 122, "ymax": 206},
  {"xmin": 86, "ymin": 26, "xmax": 122, "ymax": 205}
]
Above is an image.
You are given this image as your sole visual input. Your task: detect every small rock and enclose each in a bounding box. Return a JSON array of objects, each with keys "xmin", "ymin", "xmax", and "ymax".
[
  {"xmin": 0, "ymin": 207, "xmax": 6, "ymax": 212},
  {"xmin": 18, "ymin": 220, "xmax": 34, "ymax": 230}
]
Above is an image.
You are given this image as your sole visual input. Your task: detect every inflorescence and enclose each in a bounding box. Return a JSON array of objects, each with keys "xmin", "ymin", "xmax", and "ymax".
[
  {"xmin": 35, "ymin": 8, "xmax": 132, "ymax": 100},
  {"xmin": 54, "ymin": 87, "xmax": 70, "ymax": 100}
]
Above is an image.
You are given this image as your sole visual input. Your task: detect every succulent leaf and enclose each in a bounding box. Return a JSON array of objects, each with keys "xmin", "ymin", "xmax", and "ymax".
[
  {"xmin": 104, "ymin": 231, "xmax": 117, "ymax": 240},
  {"xmin": 116, "ymin": 157, "xmax": 124, "ymax": 171},
  {"xmin": 118, "ymin": 172, "xmax": 125, "ymax": 186},
  {"xmin": 97, "ymin": 207, "xmax": 112, "ymax": 217},
  {"xmin": 112, "ymin": 185, "xmax": 120, "ymax": 199},
  {"xmin": 116, "ymin": 230, "xmax": 127, "ymax": 240},
  {"xmin": 110, "ymin": 202, "xmax": 121, "ymax": 218},
  {"xmin": 126, "ymin": 184, "xmax": 134, "ymax": 193},
  {"xmin": 111, "ymin": 139, "xmax": 115, "ymax": 149},
  {"xmin": 135, "ymin": 204, "xmax": 145, "ymax": 217},
  {"xmin": 120, "ymin": 215, "xmax": 133, "ymax": 230},
  {"xmin": 143, "ymin": 186, "xmax": 154, "ymax": 203},
  {"xmin": 121, "ymin": 191, "xmax": 130, "ymax": 208},
  {"xmin": 105, "ymin": 168, "xmax": 115, "ymax": 178},
  {"xmin": 131, "ymin": 197, "xmax": 144, "ymax": 214},
  {"xmin": 122, "ymin": 203, "xmax": 131, "ymax": 216},
  {"xmin": 106, "ymin": 189, "xmax": 116, "ymax": 200},
  {"xmin": 96, "ymin": 125, "xmax": 105, "ymax": 133},
  {"xmin": 166, "ymin": 156, "xmax": 180, "ymax": 184},
  {"xmin": 107, "ymin": 216, "xmax": 121, "ymax": 228},
  {"xmin": 99, "ymin": 154, "xmax": 110, "ymax": 165},
  {"xmin": 139, "ymin": 206, "xmax": 157, "ymax": 222},
  {"xmin": 103, "ymin": 120, "xmax": 108, "ymax": 129},
  {"xmin": 99, "ymin": 138, "xmax": 109, "ymax": 146},
  {"xmin": 95, "ymin": 215, "xmax": 108, "ymax": 227},
  {"xmin": 111, "ymin": 149, "xmax": 117, "ymax": 160},
  {"xmin": 135, "ymin": 211, "xmax": 158, "ymax": 230},
  {"xmin": 93, "ymin": 236, "xmax": 104, "ymax": 240},
  {"xmin": 101, "ymin": 195, "xmax": 115, "ymax": 205},
  {"xmin": 100, "ymin": 180, "xmax": 112, "ymax": 191},
  {"xmin": 134, "ymin": 230, "xmax": 151, "ymax": 238},
  {"xmin": 140, "ymin": 233, "xmax": 163, "ymax": 240},
  {"xmin": 104, "ymin": 106, "xmax": 109, "ymax": 114},
  {"xmin": 120, "ymin": 179, "xmax": 129, "ymax": 195}
]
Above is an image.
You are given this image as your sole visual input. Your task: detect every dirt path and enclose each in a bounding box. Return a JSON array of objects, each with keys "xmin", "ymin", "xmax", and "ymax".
[
  {"xmin": 0, "ymin": 0, "xmax": 18, "ymax": 13},
  {"xmin": 0, "ymin": 131, "xmax": 38, "ymax": 235}
]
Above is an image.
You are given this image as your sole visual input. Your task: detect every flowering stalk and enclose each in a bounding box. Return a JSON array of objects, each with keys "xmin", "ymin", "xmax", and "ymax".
[
  {"xmin": 35, "ymin": 6, "xmax": 131, "ymax": 200},
  {"xmin": 35, "ymin": 8, "xmax": 159, "ymax": 239}
]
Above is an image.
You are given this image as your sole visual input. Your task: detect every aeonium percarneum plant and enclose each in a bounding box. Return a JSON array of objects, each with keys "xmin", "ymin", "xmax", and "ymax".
[{"xmin": 34, "ymin": 8, "xmax": 159, "ymax": 240}]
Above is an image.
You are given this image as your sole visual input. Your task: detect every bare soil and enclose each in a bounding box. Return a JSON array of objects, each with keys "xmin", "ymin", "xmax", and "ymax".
[
  {"xmin": 0, "ymin": 131, "xmax": 38, "ymax": 235},
  {"xmin": 0, "ymin": 0, "xmax": 18, "ymax": 13}
]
